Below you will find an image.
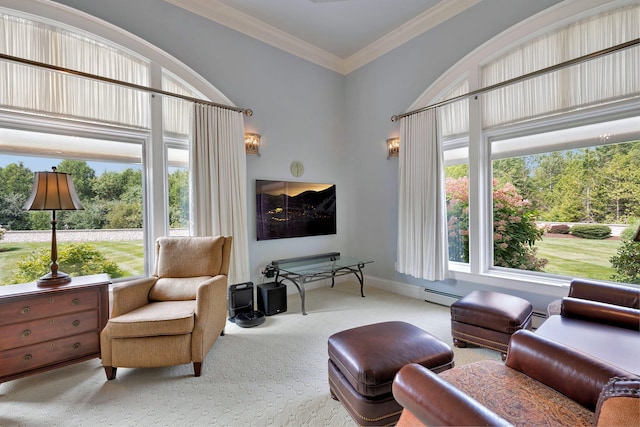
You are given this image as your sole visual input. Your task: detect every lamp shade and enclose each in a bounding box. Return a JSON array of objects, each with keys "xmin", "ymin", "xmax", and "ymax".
[{"xmin": 23, "ymin": 168, "xmax": 84, "ymax": 211}]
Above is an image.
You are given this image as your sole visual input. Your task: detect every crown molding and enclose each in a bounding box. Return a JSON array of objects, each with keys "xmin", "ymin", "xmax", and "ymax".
[
  {"xmin": 343, "ymin": 0, "xmax": 480, "ymax": 74},
  {"xmin": 164, "ymin": 0, "xmax": 346, "ymax": 73},
  {"xmin": 164, "ymin": 0, "xmax": 479, "ymax": 75}
]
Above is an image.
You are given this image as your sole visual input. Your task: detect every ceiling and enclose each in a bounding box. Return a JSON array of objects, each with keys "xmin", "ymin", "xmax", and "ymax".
[{"xmin": 163, "ymin": 0, "xmax": 480, "ymax": 74}]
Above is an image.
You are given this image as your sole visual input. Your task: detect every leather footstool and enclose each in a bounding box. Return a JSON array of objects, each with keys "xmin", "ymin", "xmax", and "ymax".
[
  {"xmin": 328, "ymin": 321, "xmax": 454, "ymax": 426},
  {"xmin": 451, "ymin": 290, "xmax": 533, "ymax": 358}
]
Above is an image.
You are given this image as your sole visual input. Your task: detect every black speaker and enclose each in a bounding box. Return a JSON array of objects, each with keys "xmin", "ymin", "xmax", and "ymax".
[
  {"xmin": 257, "ymin": 282, "xmax": 287, "ymax": 316},
  {"xmin": 228, "ymin": 282, "xmax": 254, "ymax": 320}
]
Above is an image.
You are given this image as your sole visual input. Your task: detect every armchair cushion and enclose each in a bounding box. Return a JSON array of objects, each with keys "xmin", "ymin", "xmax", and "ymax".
[
  {"xmin": 106, "ymin": 300, "xmax": 195, "ymax": 338},
  {"xmin": 439, "ymin": 360, "xmax": 594, "ymax": 426},
  {"xmin": 155, "ymin": 236, "xmax": 225, "ymax": 278},
  {"xmin": 595, "ymin": 376, "xmax": 640, "ymax": 426},
  {"xmin": 149, "ymin": 276, "xmax": 211, "ymax": 301}
]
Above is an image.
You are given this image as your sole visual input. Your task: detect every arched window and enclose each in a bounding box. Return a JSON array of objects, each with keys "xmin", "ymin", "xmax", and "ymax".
[
  {"xmin": 419, "ymin": 1, "xmax": 639, "ymax": 286},
  {"xmin": 0, "ymin": 3, "xmax": 231, "ymax": 285}
]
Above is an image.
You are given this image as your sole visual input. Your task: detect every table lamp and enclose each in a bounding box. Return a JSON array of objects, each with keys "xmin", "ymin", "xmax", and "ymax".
[{"xmin": 23, "ymin": 167, "xmax": 84, "ymax": 287}]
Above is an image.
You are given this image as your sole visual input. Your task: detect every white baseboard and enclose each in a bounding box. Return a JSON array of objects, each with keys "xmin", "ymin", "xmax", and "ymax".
[
  {"xmin": 357, "ymin": 275, "xmax": 548, "ymax": 329},
  {"xmin": 295, "ymin": 275, "xmax": 550, "ymax": 329}
]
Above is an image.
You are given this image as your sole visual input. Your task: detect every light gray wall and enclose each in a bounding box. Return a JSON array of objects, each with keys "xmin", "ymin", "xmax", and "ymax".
[
  {"xmin": 52, "ymin": 0, "xmax": 349, "ymax": 282},
  {"xmin": 52, "ymin": 0, "xmax": 563, "ymax": 310},
  {"xmin": 343, "ymin": 0, "xmax": 562, "ymax": 310}
]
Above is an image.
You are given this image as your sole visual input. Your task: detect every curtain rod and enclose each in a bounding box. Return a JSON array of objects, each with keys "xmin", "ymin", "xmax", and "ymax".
[
  {"xmin": 0, "ymin": 52, "xmax": 253, "ymax": 117},
  {"xmin": 391, "ymin": 38, "xmax": 639, "ymax": 122}
]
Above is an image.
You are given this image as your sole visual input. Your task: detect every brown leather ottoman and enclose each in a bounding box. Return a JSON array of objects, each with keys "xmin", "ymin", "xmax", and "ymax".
[
  {"xmin": 451, "ymin": 290, "xmax": 533, "ymax": 358},
  {"xmin": 328, "ymin": 321, "xmax": 454, "ymax": 426}
]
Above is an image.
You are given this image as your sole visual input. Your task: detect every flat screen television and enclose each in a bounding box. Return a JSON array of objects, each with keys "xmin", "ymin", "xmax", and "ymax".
[{"xmin": 256, "ymin": 180, "xmax": 336, "ymax": 240}]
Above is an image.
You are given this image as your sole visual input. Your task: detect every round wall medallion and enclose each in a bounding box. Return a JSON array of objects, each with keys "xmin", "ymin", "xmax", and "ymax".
[{"xmin": 290, "ymin": 160, "xmax": 304, "ymax": 177}]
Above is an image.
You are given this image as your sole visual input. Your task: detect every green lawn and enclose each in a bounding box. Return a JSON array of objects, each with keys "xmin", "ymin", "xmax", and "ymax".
[
  {"xmin": 97, "ymin": 241, "xmax": 145, "ymax": 276},
  {"xmin": 0, "ymin": 241, "xmax": 144, "ymax": 286},
  {"xmin": 0, "ymin": 242, "xmax": 45, "ymax": 285},
  {"xmin": 0, "ymin": 236, "xmax": 623, "ymax": 286},
  {"xmin": 534, "ymin": 236, "xmax": 622, "ymax": 281}
]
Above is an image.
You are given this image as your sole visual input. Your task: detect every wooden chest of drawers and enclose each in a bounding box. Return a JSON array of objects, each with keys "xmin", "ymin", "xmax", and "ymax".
[{"xmin": 0, "ymin": 274, "xmax": 110, "ymax": 383}]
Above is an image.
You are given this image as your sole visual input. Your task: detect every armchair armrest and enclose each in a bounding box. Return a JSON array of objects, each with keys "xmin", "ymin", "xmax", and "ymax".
[
  {"xmin": 192, "ymin": 274, "xmax": 228, "ymax": 361},
  {"xmin": 110, "ymin": 276, "xmax": 157, "ymax": 318},
  {"xmin": 506, "ymin": 330, "xmax": 632, "ymax": 410},
  {"xmin": 194, "ymin": 275, "xmax": 227, "ymax": 324},
  {"xmin": 568, "ymin": 279, "xmax": 639, "ymax": 308},
  {"xmin": 561, "ymin": 297, "xmax": 640, "ymax": 330},
  {"xmin": 392, "ymin": 363, "xmax": 512, "ymax": 427}
]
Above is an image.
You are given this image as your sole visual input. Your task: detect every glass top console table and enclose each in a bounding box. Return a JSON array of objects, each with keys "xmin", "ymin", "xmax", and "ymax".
[{"xmin": 267, "ymin": 252, "xmax": 373, "ymax": 315}]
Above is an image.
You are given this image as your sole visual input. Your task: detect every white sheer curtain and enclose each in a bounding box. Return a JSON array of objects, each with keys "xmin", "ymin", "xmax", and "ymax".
[
  {"xmin": 163, "ymin": 71, "xmax": 203, "ymax": 137},
  {"xmin": 397, "ymin": 109, "xmax": 449, "ymax": 281},
  {"xmin": 0, "ymin": 13, "xmax": 149, "ymax": 128},
  {"xmin": 191, "ymin": 104, "xmax": 250, "ymax": 285},
  {"xmin": 482, "ymin": 4, "xmax": 639, "ymax": 127},
  {"xmin": 439, "ymin": 80, "xmax": 469, "ymax": 138}
]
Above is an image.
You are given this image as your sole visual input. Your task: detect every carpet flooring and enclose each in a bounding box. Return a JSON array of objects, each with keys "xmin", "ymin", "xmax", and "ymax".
[{"xmin": 0, "ymin": 283, "xmax": 501, "ymax": 426}]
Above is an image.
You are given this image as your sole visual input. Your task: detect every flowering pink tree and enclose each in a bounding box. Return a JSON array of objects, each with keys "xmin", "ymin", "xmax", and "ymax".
[
  {"xmin": 446, "ymin": 177, "xmax": 470, "ymax": 263},
  {"xmin": 446, "ymin": 177, "xmax": 547, "ymax": 271}
]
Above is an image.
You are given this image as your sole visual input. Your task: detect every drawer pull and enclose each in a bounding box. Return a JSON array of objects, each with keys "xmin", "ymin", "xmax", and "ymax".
[
  {"xmin": 73, "ymin": 343, "xmax": 81, "ymax": 350},
  {"xmin": 21, "ymin": 307, "xmax": 31, "ymax": 314},
  {"xmin": 23, "ymin": 329, "xmax": 31, "ymax": 337},
  {"xmin": 24, "ymin": 354, "xmax": 32, "ymax": 361},
  {"xmin": 73, "ymin": 320, "xmax": 80, "ymax": 327},
  {"xmin": 72, "ymin": 298, "xmax": 80, "ymax": 306},
  {"xmin": 49, "ymin": 298, "xmax": 55, "ymax": 303}
]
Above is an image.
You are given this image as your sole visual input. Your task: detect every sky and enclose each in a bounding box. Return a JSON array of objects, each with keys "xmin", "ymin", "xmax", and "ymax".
[
  {"xmin": 256, "ymin": 180, "xmax": 334, "ymax": 197},
  {"xmin": 0, "ymin": 154, "xmax": 139, "ymax": 176}
]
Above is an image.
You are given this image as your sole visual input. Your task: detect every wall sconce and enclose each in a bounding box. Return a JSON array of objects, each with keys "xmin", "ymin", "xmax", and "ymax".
[
  {"xmin": 245, "ymin": 132, "xmax": 260, "ymax": 155},
  {"xmin": 387, "ymin": 137, "xmax": 400, "ymax": 159}
]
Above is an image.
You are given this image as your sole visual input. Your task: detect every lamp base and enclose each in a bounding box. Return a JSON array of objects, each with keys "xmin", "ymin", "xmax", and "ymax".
[{"xmin": 37, "ymin": 271, "xmax": 72, "ymax": 287}]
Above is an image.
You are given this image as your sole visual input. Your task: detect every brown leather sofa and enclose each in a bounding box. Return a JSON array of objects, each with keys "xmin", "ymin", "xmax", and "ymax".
[
  {"xmin": 392, "ymin": 330, "xmax": 639, "ymax": 426},
  {"xmin": 536, "ymin": 278, "xmax": 640, "ymax": 375}
]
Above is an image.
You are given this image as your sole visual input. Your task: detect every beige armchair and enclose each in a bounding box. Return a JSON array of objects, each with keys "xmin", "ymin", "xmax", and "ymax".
[{"xmin": 100, "ymin": 236, "xmax": 232, "ymax": 380}]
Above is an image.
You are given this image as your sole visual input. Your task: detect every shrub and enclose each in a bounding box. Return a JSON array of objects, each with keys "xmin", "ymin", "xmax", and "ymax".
[
  {"xmin": 10, "ymin": 243, "xmax": 124, "ymax": 284},
  {"xmin": 492, "ymin": 182, "xmax": 547, "ymax": 271},
  {"xmin": 549, "ymin": 224, "xmax": 571, "ymax": 234},
  {"xmin": 620, "ymin": 220, "xmax": 640, "ymax": 241},
  {"xmin": 106, "ymin": 201, "xmax": 142, "ymax": 229},
  {"xmin": 569, "ymin": 224, "xmax": 611, "ymax": 239},
  {"xmin": 610, "ymin": 240, "xmax": 640, "ymax": 284},
  {"xmin": 447, "ymin": 177, "xmax": 547, "ymax": 271}
]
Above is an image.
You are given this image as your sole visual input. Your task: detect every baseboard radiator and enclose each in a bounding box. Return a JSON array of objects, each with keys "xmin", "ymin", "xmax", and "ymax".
[
  {"xmin": 422, "ymin": 288, "xmax": 461, "ymax": 307},
  {"xmin": 423, "ymin": 287, "xmax": 548, "ymax": 329}
]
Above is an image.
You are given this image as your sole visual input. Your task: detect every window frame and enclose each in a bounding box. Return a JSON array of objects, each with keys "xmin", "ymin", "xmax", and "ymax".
[
  {"xmin": 165, "ymin": 138, "xmax": 190, "ymax": 236},
  {"xmin": 449, "ymin": 97, "xmax": 640, "ymax": 289}
]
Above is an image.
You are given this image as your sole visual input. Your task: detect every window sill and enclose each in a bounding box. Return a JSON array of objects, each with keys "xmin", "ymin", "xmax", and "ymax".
[{"xmin": 448, "ymin": 263, "xmax": 571, "ymax": 297}]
